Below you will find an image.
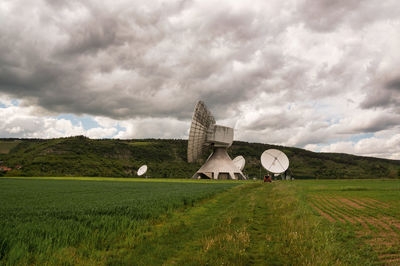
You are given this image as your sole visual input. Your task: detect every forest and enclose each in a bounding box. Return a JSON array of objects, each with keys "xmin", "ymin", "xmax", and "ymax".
[{"xmin": 0, "ymin": 136, "xmax": 399, "ymax": 179}]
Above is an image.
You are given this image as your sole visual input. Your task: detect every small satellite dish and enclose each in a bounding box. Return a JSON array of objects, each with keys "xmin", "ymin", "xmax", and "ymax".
[
  {"xmin": 233, "ymin": 156, "xmax": 245, "ymax": 171},
  {"xmin": 261, "ymin": 149, "xmax": 289, "ymax": 174},
  {"xmin": 137, "ymin": 165, "xmax": 148, "ymax": 176}
]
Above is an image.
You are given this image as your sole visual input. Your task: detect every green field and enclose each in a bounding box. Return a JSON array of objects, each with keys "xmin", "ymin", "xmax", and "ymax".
[{"xmin": 1, "ymin": 178, "xmax": 399, "ymax": 265}]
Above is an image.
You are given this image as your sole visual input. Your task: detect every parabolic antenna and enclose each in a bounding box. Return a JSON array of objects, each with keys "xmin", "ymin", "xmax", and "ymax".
[
  {"xmin": 233, "ymin": 156, "xmax": 245, "ymax": 171},
  {"xmin": 261, "ymin": 149, "xmax": 289, "ymax": 174},
  {"xmin": 137, "ymin": 165, "xmax": 148, "ymax": 176},
  {"xmin": 187, "ymin": 101, "xmax": 216, "ymax": 163},
  {"xmin": 187, "ymin": 101, "xmax": 246, "ymax": 180}
]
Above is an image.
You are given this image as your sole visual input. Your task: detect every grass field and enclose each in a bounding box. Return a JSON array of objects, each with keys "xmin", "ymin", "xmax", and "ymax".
[{"xmin": 0, "ymin": 177, "xmax": 399, "ymax": 265}]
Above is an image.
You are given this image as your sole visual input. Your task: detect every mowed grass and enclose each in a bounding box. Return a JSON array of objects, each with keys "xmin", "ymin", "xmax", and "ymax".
[
  {"xmin": 0, "ymin": 178, "xmax": 239, "ymax": 265},
  {"xmin": 1, "ymin": 178, "xmax": 399, "ymax": 265}
]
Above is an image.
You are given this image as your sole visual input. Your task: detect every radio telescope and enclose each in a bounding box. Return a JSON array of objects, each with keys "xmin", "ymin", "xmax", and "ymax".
[
  {"xmin": 261, "ymin": 149, "xmax": 289, "ymax": 174},
  {"xmin": 137, "ymin": 165, "xmax": 148, "ymax": 176},
  {"xmin": 187, "ymin": 101, "xmax": 246, "ymax": 180},
  {"xmin": 233, "ymin": 156, "xmax": 245, "ymax": 171}
]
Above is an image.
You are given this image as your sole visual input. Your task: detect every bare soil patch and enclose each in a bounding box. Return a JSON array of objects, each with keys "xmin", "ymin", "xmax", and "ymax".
[
  {"xmin": 338, "ymin": 198, "xmax": 365, "ymax": 209},
  {"xmin": 381, "ymin": 217, "xmax": 400, "ymax": 231},
  {"xmin": 361, "ymin": 198, "xmax": 391, "ymax": 208}
]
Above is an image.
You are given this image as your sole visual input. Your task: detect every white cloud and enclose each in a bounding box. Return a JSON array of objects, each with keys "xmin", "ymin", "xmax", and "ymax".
[
  {"xmin": 319, "ymin": 131, "xmax": 400, "ymax": 159},
  {"xmin": 0, "ymin": 102, "xmax": 117, "ymax": 139},
  {"xmin": 115, "ymin": 117, "xmax": 188, "ymax": 139}
]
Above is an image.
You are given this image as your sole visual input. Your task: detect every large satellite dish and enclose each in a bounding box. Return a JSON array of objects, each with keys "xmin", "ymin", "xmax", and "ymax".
[
  {"xmin": 187, "ymin": 101, "xmax": 246, "ymax": 180},
  {"xmin": 233, "ymin": 156, "xmax": 245, "ymax": 171},
  {"xmin": 187, "ymin": 101, "xmax": 216, "ymax": 163},
  {"xmin": 137, "ymin": 165, "xmax": 148, "ymax": 176},
  {"xmin": 261, "ymin": 149, "xmax": 289, "ymax": 174}
]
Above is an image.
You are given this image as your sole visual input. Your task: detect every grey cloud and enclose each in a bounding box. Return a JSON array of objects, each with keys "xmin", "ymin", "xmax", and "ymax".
[
  {"xmin": 361, "ymin": 78, "xmax": 400, "ymax": 110},
  {"xmin": 0, "ymin": 0, "xmax": 291, "ymax": 121},
  {"xmin": 297, "ymin": 0, "xmax": 361, "ymax": 32},
  {"xmin": 387, "ymin": 79, "xmax": 400, "ymax": 91},
  {"xmin": 242, "ymin": 112, "xmax": 298, "ymax": 131},
  {"xmin": 344, "ymin": 115, "xmax": 400, "ymax": 134},
  {"xmin": 297, "ymin": 0, "xmax": 400, "ymax": 32},
  {"xmin": 0, "ymin": 0, "xmax": 400, "ymax": 157}
]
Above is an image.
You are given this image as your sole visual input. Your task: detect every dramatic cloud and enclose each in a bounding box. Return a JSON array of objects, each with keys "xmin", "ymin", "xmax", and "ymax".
[{"xmin": 1, "ymin": 0, "xmax": 400, "ymax": 159}]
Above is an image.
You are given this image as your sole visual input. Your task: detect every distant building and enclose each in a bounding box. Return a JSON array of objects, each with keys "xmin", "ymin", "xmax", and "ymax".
[{"xmin": 0, "ymin": 166, "xmax": 12, "ymax": 171}]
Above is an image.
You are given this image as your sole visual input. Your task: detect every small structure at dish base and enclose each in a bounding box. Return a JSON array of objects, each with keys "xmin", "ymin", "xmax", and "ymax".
[
  {"xmin": 188, "ymin": 101, "xmax": 246, "ymax": 180},
  {"xmin": 137, "ymin": 165, "xmax": 148, "ymax": 176},
  {"xmin": 260, "ymin": 149, "xmax": 289, "ymax": 174}
]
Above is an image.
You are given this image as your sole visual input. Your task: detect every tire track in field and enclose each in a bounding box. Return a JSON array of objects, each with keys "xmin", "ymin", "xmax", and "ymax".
[{"xmin": 309, "ymin": 194, "xmax": 400, "ymax": 265}]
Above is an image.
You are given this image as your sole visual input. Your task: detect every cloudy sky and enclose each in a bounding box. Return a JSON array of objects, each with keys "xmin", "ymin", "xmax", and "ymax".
[{"xmin": 1, "ymin": 0, "xmax": 400, "ymax": 159}]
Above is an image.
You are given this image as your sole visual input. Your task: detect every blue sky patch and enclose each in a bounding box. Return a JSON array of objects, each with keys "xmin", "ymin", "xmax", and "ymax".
[
  {"xmin": 11, "ymin": 99, "xmax": 19, "ymax": 106},
  {"xmin": 56, "ymin": 114, "xmax": 100, "ymax": 130}
]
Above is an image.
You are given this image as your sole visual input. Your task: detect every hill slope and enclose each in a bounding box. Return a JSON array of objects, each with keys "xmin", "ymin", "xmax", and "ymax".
[{"xmin": 0, "ymin": 136, "xmax": 399, "ymax": 179}]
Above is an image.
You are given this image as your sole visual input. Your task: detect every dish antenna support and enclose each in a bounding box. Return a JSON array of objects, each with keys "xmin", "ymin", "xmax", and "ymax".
[{"xmin": 187, "ymin": 101, "xmax": 246, "ymax": 180}]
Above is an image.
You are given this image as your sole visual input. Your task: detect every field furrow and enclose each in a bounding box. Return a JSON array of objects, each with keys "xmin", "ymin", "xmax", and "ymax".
[
  {"xmin": 310, "ymin": 197, "xmax": 345, "ymax": 222},
  {"xmin": 308, "ymin": 190, "xmax": 400, "ymax": 265},
  {"xmin": 309, "ymin": 201, "xmax": 336, "ymax": 222},
  {"xmin": 313, "ymin": 196, "xmax": 356, "ymax": 224}
]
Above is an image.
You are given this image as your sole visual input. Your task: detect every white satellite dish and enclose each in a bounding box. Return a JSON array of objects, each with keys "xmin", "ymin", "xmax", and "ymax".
[
  {"xmin": 261, "ymin": 149, "xmax": 289, "ymax": 174},
  {"xmin": 187, "ymin": 101, "xmax": 246, "ymax": 180},
  {"xmin": 137, "ymin": 165, "xmax": 148, "ymax": 176},
  {"xmin": 233, "ymin": 156, "xmax": 245, "ymax": 171}
]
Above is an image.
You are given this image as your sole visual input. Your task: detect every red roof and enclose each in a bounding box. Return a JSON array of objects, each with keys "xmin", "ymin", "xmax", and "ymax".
[{"xmin": 0, "ymin": 166, "xmax": 12, "ymax": 171}]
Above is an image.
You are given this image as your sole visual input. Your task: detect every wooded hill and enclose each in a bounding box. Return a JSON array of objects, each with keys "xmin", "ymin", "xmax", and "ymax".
[{"xmin": 0, "ymin": 136, "xmax": 399, "ymax": 179}]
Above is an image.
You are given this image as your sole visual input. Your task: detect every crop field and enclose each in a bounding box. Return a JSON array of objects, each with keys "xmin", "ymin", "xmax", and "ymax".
[
  {"xmin": 0, "ymin": 178, "xmax": 239, "ymax": 265},
  {"xmin": 304, "ymin": 180, "xmax": 400, "ymax": 265},
  {"xmin": 0, "ymin": 177, "xmax": 399, "ymax": 265}
]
